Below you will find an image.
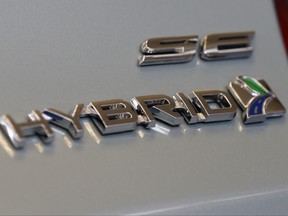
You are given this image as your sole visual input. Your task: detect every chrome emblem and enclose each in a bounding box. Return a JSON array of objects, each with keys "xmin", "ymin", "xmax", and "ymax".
[
  {"xmin": 200, "ymin": 31, "xmax": 254, "ymax": 60},
  {"xmin": 138, "ymin": 35, "xmax": 198, "ymax": 66},
  {"xmin": 228, "ymin": 76, "xmax": 286, "ymax": 124},
  {"xmin": 139, "ymin": 31, "xmax": 255, "ymax": 66},
  {"xmin": 0, "ymin": 76, "xmax": 285, "ymax": 149}
]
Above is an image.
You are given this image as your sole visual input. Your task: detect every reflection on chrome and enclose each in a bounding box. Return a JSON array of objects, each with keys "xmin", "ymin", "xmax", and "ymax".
[
  {"xmin": 0, "ymin": 132, "xmax": 15, "ymax": 157},
  {"xmin": 52, "ymin": 128, "xmax": 66, "ymax": 136},
  {"xmin": 84, "ymin": 121, "xmax": 101, "ymax": 144},
  {"xmin": 150, "ymin": 123, "xmax": 170, "ymax": 135}
]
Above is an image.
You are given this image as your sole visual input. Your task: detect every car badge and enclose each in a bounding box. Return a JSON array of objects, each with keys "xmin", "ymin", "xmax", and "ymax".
[
  {"xmin": 228, "ymin": 76, "xmax": 286, "ymax": 124},
  {"xmin": 138, "ymin": 31, "xmax": 255, "ymax": 66},
  {"xmin": 0, "ymin": 76, "xmax": 285, "ymax": 150}
]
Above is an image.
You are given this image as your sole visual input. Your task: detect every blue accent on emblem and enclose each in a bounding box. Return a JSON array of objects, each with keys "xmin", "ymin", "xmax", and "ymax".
[
  {"xmin": 248, "ymin": 94, "xmax": 271, "ymax": 116},
  {"xmin": 43, "ymin": 111, "xmax": 64, "ymax": 121}
]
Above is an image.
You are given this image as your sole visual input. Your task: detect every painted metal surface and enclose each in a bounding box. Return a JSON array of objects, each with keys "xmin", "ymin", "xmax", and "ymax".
[{"xmin": 0, "ymin": 0, "xmax": 287, "ymax": 215}]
